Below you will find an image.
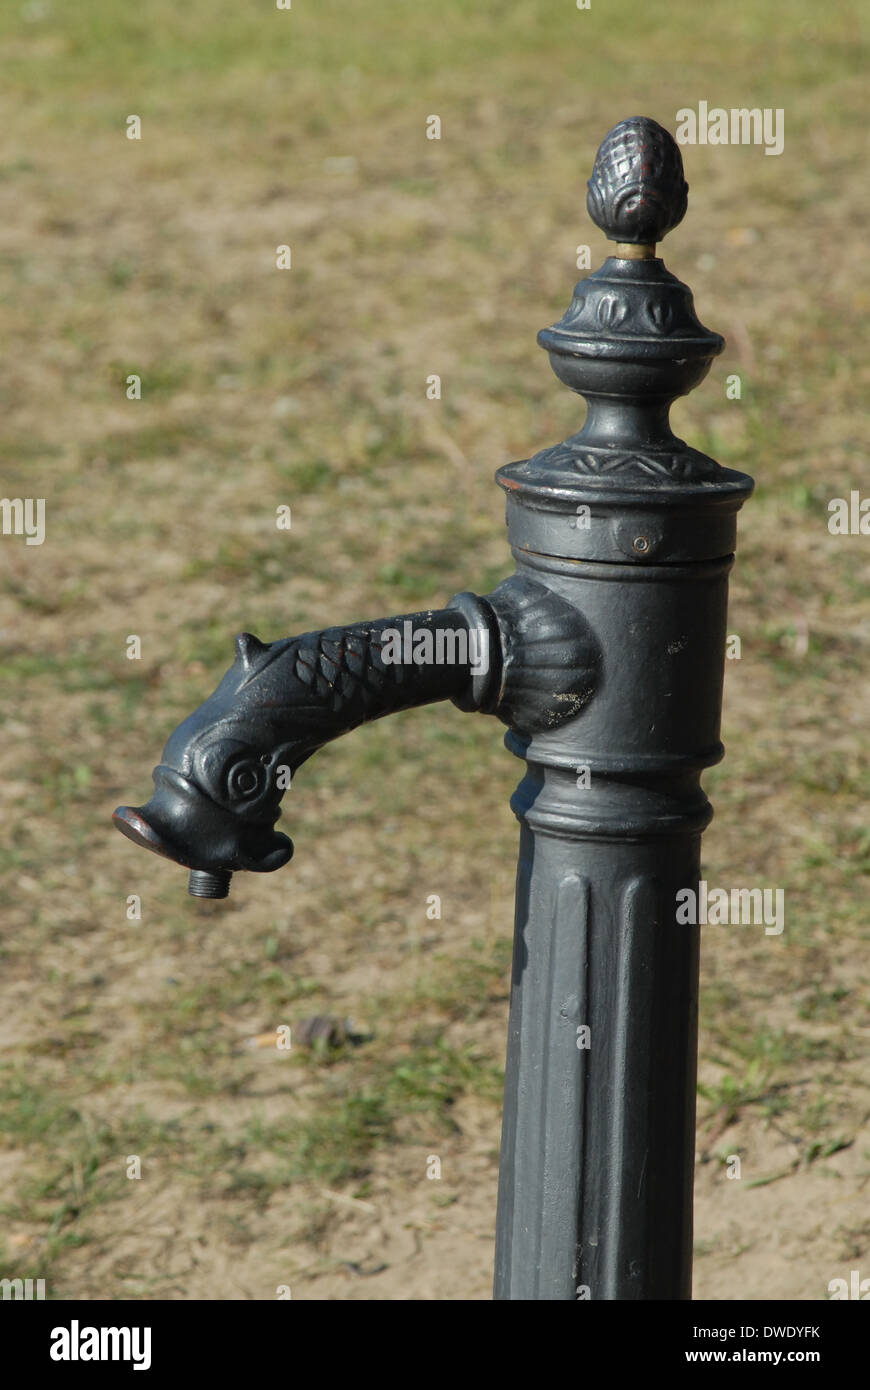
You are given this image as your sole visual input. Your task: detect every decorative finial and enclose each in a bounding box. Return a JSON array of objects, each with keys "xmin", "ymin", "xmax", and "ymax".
[
  {"xmin": 586, "ymin": 116, "xmax": 688, "ymax": 254},
  {"xmin": 502, "ymin": 114, "xmax": 736, "ymax": 500}
]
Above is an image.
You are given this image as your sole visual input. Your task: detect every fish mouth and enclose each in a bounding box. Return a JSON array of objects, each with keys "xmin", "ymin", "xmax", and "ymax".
[{"xmin": 113, "ymin": 765, "xmax": 293, "ymax": 874}]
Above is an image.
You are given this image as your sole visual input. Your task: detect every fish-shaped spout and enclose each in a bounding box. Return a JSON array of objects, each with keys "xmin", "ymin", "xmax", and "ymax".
[{"xmin": 113, "ymin": 579, "xmax": 601, "ymax": 897}]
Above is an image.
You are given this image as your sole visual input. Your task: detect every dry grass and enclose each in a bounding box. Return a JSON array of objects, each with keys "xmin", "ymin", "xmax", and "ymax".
[{"xmin": 0, "ymin": 0, "xmax": 867, "ymax": 1299}]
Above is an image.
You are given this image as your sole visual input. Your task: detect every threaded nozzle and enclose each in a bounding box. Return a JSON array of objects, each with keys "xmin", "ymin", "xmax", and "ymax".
[{"xmin": 188, "ymin": 868, "xmax": 232, "ymax": 899}]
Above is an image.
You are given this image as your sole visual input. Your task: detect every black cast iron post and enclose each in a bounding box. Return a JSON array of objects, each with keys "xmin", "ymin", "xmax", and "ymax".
[
  {"xmin": 113, "ymin": 117, "xmax": 753, "ymax": 1300},
  {"xmin": 492, "ymin": 118, "xmax": 753, "ymax": 1300}
]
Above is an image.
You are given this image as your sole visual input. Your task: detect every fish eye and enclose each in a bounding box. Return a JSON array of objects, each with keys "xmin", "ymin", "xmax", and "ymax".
[{"xmin": 227, "ymin": 760, "xmax": 264, "ymax": 800}]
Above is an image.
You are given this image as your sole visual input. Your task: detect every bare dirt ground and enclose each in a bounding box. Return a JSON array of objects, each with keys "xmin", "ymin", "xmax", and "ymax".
[{"xmin": 0, "ymin": 0, "xmax": 867, "ymax": 1300}]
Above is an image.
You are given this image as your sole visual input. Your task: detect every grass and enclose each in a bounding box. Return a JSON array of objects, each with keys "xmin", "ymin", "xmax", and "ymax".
[{"xmin": 0, "ymin": 0, "xmax": 867, "ymax": 1300}]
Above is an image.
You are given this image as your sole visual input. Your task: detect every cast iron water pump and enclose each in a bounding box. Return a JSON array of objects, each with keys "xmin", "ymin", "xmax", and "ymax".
[{"xmin": 114, "ymin": 117, "xmax": 754, "ymax": 1300}]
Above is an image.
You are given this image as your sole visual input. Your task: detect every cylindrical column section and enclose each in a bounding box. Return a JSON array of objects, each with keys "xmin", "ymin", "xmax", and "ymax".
[{"xmin": 493, "ymin": 550, "xmax": 737, "ymax": 1300}]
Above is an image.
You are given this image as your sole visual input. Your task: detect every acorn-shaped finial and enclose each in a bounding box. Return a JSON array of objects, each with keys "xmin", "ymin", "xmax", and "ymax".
[{"xmin": 586, "ymin": 116, "xmax": 688, "ymax": 249}]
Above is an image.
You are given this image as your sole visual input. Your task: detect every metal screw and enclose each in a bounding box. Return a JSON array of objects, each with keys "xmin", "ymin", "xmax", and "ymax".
[{"xmin": 632, "ymin": 535, "xmax": 651, "ymax": 554}]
